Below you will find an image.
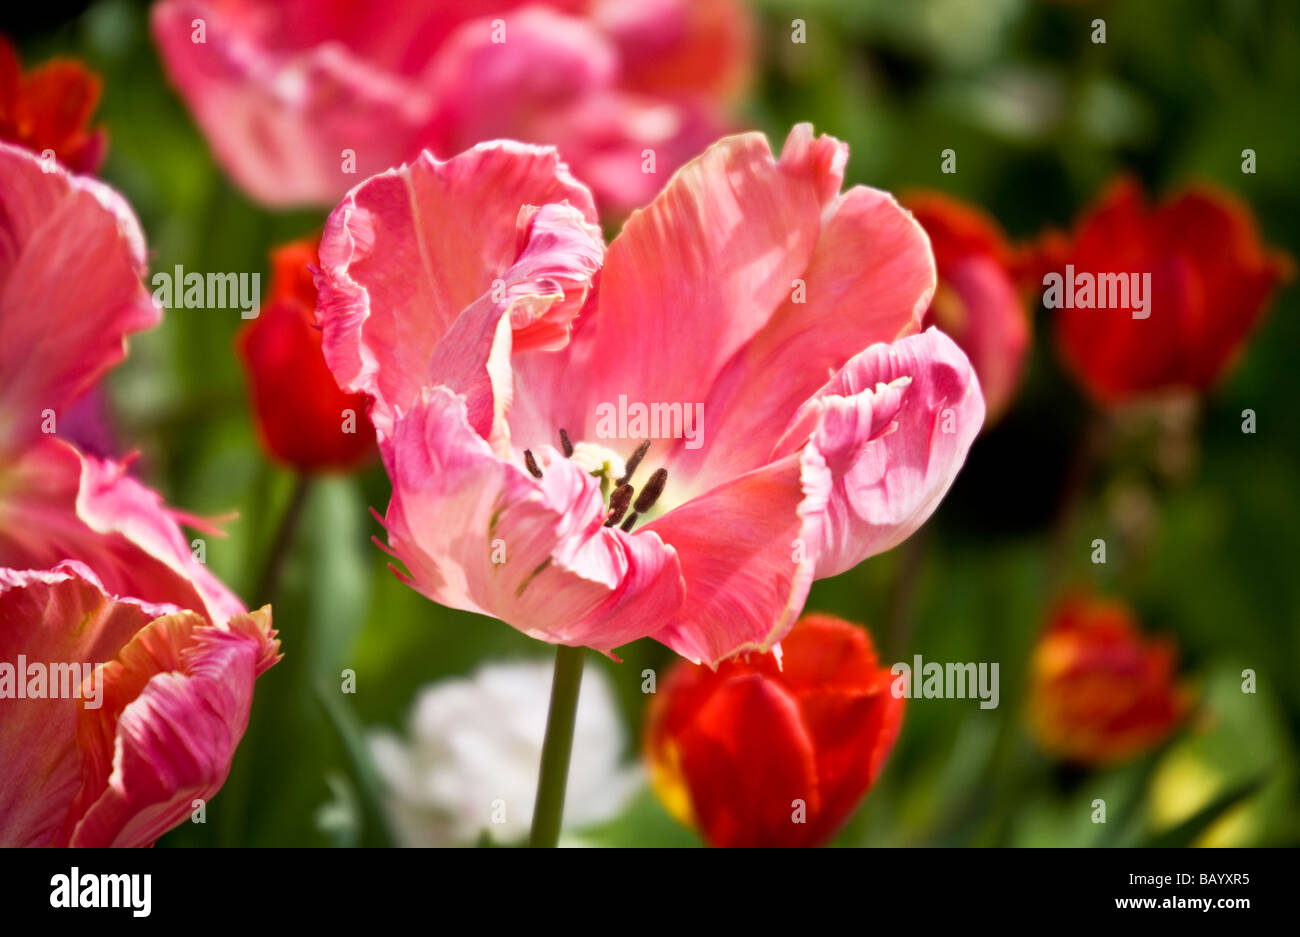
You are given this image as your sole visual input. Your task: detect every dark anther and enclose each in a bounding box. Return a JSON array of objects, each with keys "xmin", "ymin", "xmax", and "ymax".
[
  {"xmin": 559, "ymin": 428, "xmax": 574, "ymax": 458},
  {"xmin": 616, "ymin": 439, "xmax": 651, "ymax": 485},
  {"xmin": 620, "ymin": 512, "xmax": 639, "ymax": 532},
  {"xmin": 633, "ymin": 468, "xmax": 668, "ymax": 514},
  {"xmin": 604, "ymin": 483, "xmax": 634, "ymax": 527},
  {"xmin": 524, "ymin": 449, "xmax": 543, "ymax": 478}
]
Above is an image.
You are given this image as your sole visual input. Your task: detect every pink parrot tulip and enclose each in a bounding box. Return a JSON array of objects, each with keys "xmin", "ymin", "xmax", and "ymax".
[
  {"xmin": 316, "ymin": 125, "xmax": 985, "ymax": 666},
  {"xmin": 151, "ymin": 0, "xmax": 754, "ymax": 213},
  {"xmin": 0, "ymin": 140, "xmax": 278, "ymax": 846}
]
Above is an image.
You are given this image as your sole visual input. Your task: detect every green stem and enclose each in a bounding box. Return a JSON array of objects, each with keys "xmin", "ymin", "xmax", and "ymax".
[
  {"xmin": 252, "ymin": 473, "xmax": 312, "ymax": 607},
  {"xmin": 529, "ymin": 644, "xmax": 586, "ymax": 847}
]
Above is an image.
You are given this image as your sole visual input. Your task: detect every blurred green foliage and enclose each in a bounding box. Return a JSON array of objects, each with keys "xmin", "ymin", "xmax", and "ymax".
[{"xmin": 11, "ymin": 0, "xmax": 1297, "ymax": 846}]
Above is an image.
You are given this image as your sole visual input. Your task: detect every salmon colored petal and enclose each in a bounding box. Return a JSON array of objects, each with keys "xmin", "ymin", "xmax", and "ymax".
[
  {"xmin": 0, "ymin": 562, "xmax": 176, "ymax": 846},
  {"xmin": 0, "ymin": 439, "xmax": 244, "ymax": 625},
  {"xmin": 644, "ymin": 446, "xmax": 831, "ymax": 666},
  {"xmin": 0, "ymin": 142, "xmax": 156, "ymax": 450},
  {"xmin": 553, "ymin": 125, "xmax": 847, "ymax": 437},
  {"xmin": 381, "ymin": 388, "xmax": 683, "ymax": 653},
  {"xmin": 67, "ymin": 607, "xmax": 279, "ymax": 847},
  {"xmin": 671, "ymin": 184, "xmax": 933, "ymax": 491},
  {"xmin": 774, "ymin": 328, "xmax": 985, "ymax": 577},
  {"xmin": 422, "ymin": 202, "xmax": 604, "ymax": 455},
  {"xmin": 315, "ymin": 141, "xmax": 597, "ymax": 438}
]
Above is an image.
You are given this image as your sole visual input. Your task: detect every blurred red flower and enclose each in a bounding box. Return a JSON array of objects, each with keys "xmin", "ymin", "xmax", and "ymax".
[
  {"xmin": 644, "ymin": 613, "xmax": 904, "ymax": 847},
  {"xmin": 237, "ymin": 238, "xmax": 375, "ymax": 472},
  {"xmin": 0, "ymin": 35, "xmax": 105, "ymax": 173},
  {"xmin": 1028, "ymin": 594, "xmax": 1190, "ymax": 765},
  {"xmin": 906, "ymin": 190, "xmax": 1031, "ymax": 422},
  {"xmin": 1030, "ymin": 177, "xmax": 1292, "ymax": 404}
]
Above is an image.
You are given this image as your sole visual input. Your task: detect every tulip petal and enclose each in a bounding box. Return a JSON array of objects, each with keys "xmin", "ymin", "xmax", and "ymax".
[
  {"xmin": 675, "ymin": 673, "xmax": 820, "ymax": 848},
  {"xmin": 0, "ymin": 142, "xmax": 156, "ymax": 449},
  {"xmin": 644, "ymin": 445, "xmax": 831, "ymax": 667},
  {"xmin": 315, "ymin": 141, "xmax": 597, "ymax": 437},
  {"xmin": 151, "ymin": 0, "xmax": 445, "ymax": 206},
  {"xmin": 423, "ymin": 7, "xmax": 618, "ymax": 156},
  {"xmin": 0, "ymin": 438, "xmax": 244, "ymax": 624},
  {"xmin": 423, "ymin": 201, "xmax": 605, "ymax": 454},
  {"xmin": 670, "ymin": 184, "xmax": 933, "ymax": 490},
  {"xmin": 552, "ymin": 125, "xmax": 846, "ymax": 437},
  {"xmin": 775, "ymin": 328, "xmax": 984, "ymax": 577},
  {"xmin": 775, "ymin": 616, "xmax": 904, "ymax": 845},
  {"xmin": 67, "ymin": 607, "xmax": 279, "ymax": 847},
  {"xmin": 0, "ymin": 562, "xmax": 175, "ymax": 846},
  {"xmin": 381, "ymin": 388, "xmax": 682, "ymax": 653},
  {"xmin": 596, "ymin": 0, "xmax": 756, "ymax": 103}
]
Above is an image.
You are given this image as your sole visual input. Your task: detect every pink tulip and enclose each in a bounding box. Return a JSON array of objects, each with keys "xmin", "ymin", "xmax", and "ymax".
[
  {"xmin": 0, "ymin": 562, "xmax": 278, "ymax": 847},
  {"xmin": 316, "ymin": 125, "xmax": 985, "ymax": 666},
  {"xmin": 150, "ymin": 0, "xmax": 754, "ymax": 213},
  {"xmin": 0, "ymin": 141, "xmax": 277, "ymax": 845}
]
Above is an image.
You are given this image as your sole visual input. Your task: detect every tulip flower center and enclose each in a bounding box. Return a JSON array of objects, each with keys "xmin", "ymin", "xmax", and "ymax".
[{"xmin": 522, "ymin": 431, "xmax": 671, "ymax": 533}]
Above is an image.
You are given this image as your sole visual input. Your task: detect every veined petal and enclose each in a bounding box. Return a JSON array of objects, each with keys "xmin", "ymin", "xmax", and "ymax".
[
  {"xmin": 381, "ymin": 388, "xmax": 682, "ymax": 653},
  {"xmin": 67, "ymin": 607, "xmax": 279, "ymax": 847},
  {"xmin": 775, "ymin": 328, "xmax": 984, "ymax": 578},
  {"xmin": 0, "ymin": 142, "xmax": 156, "ymax": 451},
  {"xmin": 315, "ymin": 141, "xmax": 597, "ymax": 438},
  {"xmin": 0, "ymin": 438, "xmax": 244, "ymax": 625},
  {"xmin": 0, "ymin": 562, "xmax": 176, "ymax": 847},
  {"xmin": 672, "ymin": 184, "xmax": 933, "ymax": 490},
  {"xmin": 644, "ymin": 444, "xmax": 831, "ymax": 667},
  {"xmin": 550, "ymin": 124, "xmax": 846, "ymax": 438}
]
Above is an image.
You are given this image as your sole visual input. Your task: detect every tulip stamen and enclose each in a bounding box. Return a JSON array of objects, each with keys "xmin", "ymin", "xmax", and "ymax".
[
  {"xmin": 633, "ymin": 468, "xmax": 668, "ymax": 514},
  {"xmin": 604, "ymin": 483, "xmax": 634, "ymax": 527},
  {"xmin": 524, "ymin": 449, "xmax": 543, "ymax": 478},
  {"xmin": 620, "ymin": 512, "xmax": 639, "ymax": 532},
  {"xmin": 559, "ymin": 428, "xmax": 574, "ymax": 458},
  {"xmin": 616, "ymin": 439, "xmax": 651, "ymax": 486}
]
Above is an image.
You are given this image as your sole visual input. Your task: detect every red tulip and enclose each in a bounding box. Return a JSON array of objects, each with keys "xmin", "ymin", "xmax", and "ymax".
[
  {"xmin": 0, "ymin": 35, "xmax": 105, "ymax": 173},
  {"xmin": 644, "ymin": 614, "xmax": 904, "ymax": 847},
  {"xmin": 1028, "ymin": 595, "xmax": 1189, "ymax": 764},
  {"xmin": 237, "ymin": 238, "xmax": 375, "ymax": 472},
  {"xmin": 1036, "ymin": 177, "xmax": 1291, "ymax": 404},
  {"xmin": 906, "ymin": 190, "xmax": 1031, "ymax": 421}
]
